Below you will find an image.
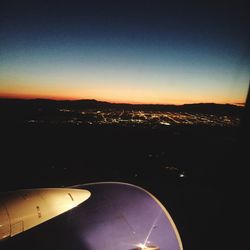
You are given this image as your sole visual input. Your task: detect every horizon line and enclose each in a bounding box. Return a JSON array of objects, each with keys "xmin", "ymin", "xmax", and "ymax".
[{"xmin": 0, "ymin": 96, "xmax": 245, "ymax": 107}]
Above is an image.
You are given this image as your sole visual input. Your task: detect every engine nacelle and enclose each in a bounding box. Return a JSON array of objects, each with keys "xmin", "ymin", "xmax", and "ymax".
[{"xmin": 0, "ymin": 188, "xmax": 90, "ymax": 240}]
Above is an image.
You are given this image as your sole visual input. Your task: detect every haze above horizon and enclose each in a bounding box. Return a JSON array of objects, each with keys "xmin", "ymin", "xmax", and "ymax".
[{"xmin": 1, "ymin": 1, "xmax": 249, "ymax": 105}]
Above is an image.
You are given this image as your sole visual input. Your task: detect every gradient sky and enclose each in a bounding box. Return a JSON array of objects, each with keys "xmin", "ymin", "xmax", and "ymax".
[{"xmin": 0, "ymin": 0, "xmax": 250, "ymax": 104}]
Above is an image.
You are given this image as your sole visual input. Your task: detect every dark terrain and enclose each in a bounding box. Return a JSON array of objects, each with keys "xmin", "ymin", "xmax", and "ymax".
[{"xmin": 0, "ymin": 98, "xmax": 248, "ymax": 250}]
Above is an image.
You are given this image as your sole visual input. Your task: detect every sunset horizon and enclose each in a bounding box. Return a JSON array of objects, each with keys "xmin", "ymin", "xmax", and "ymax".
[
  {"xmin": 0, "ymin": 91, "xmax": 246, "ymax": 106},
  {"xmin": 1, "ymin": 1, "xmax": 249, "ymax": 108}
]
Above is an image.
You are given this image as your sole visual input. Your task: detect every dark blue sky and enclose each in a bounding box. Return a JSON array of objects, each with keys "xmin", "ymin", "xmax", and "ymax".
[{"xmin": 1, "ymin": 0, "xmax": 249, "ymax": 104}]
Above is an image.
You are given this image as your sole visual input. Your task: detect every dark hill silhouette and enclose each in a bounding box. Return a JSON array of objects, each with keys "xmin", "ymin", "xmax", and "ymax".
[{"xmin": 0, "ymin": 98, "xmax": 243, "ymax": 116}]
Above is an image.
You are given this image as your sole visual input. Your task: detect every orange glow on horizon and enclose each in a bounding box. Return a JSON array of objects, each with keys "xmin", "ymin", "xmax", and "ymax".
[
  {"xmin": 0, "ymin": 91, "xmax": 245, "ymax": 106},
  {"xmin": 0, "ymin": 92, "xmax": 77, "ymax": 101},
  {"xmin": 0, "ymin": 73, "xmax": 248, "ymax": 106}
]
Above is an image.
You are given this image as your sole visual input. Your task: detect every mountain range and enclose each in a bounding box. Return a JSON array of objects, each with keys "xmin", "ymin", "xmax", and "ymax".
[{"xmin": 0, "ymin": 98, "xmax": 244, "ymax": 116}]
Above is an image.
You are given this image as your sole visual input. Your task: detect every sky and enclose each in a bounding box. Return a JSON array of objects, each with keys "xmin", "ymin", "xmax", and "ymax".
[{"xmin": 0, "ymin": 0, "xmax": 250, "ymax": 105}]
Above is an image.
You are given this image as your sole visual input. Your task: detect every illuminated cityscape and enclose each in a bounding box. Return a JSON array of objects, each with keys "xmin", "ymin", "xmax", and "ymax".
[{"xmin": 27, "ymin": 108, "xmax": 240, "ymax": 127}]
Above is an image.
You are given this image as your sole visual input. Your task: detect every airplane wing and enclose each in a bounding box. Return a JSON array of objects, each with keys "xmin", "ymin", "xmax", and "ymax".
[
  {"xmin": 0, "ymin": 188, "xmax": 90, "ymax": 239},
  {"xmin": 0, "ymin": 182, "xmax": 183, "ymax": 250}
]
